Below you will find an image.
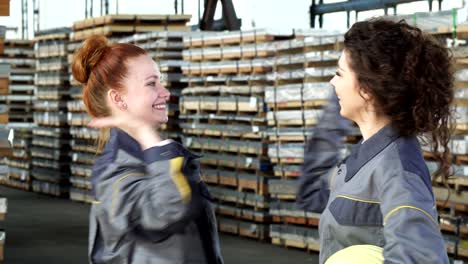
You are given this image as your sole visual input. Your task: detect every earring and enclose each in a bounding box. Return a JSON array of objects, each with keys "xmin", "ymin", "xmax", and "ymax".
[{"xmin": 122, "ymin": 102, "xmax": 127, "ymax": 110}]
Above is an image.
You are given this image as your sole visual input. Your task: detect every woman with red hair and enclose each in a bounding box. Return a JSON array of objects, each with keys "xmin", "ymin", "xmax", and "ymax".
[{"xmin": 72, "ymin": 35, "xmax": 223, "ymax": 264}]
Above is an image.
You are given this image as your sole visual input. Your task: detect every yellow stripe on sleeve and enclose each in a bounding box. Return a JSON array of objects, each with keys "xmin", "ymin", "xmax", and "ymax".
[
  {"xmin": 384, "ymin": 205, "xmax": 437, "ymax": 226},
  {"xmin": 111, "ymin": 172, "xmax": 145, "ymax": 217},
  {"xmin": 335, "ymin": 195, "xmax": 381, "ymax": 204},
  {"xmin": 170, "ymin": 157, "xmax": 192, "ymax": 204}
]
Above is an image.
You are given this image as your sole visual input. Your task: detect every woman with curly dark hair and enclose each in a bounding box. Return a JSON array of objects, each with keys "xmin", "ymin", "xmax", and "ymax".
[{"xmin": 297, "ymin": 18, "xmax": 453, "ymax": 263}]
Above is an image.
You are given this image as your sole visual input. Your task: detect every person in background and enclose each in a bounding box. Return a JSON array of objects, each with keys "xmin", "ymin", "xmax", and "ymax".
[
  {"xmin": 72, "ymin": 35, "xmax": 223, "ymax": 264},
  {"xmin": 297, "ymin": 18, "xmax": 453, "ymax": 264}
]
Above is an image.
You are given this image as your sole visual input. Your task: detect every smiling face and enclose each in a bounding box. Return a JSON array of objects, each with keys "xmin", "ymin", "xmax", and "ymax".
[
  {"xmin": 121, "ymin": 55, "xmax": 170, "ymax": 127},
  {"xmin": 329, "ymin": 50, "xmax": 369, "ymax": 123}
]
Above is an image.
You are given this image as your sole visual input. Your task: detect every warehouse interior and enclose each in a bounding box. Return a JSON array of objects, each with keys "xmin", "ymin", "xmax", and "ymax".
[{"xmin": 0, "ymin": 0, "xmax": 466, "ymax": 263}]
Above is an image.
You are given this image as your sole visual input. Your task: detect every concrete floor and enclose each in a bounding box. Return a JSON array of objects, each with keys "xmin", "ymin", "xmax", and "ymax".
[{"xmin": 0, "ymin": 185, "xmax": 318, "ymax": 264}]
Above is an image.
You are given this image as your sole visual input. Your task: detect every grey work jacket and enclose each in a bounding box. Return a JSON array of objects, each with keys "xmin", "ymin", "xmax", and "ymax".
[
  {"xmin": 297, "ymin": 95, "xmax": 449, "ymax": 264},
  {"xmin": 88, "ymin": 129, "xmax": 223, "ymax": 264}
]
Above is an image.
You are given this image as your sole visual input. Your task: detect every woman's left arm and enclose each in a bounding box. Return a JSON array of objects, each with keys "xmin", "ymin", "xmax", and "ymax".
[{"xmin": 379, "ymin": 170, "xmax": 449, "ymax": 264}]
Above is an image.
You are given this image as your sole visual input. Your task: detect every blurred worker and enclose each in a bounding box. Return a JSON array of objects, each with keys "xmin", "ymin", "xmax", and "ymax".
[
  {"xmin": 72, "ymin": 35, "xmax": 223, "ymax": 264},
  {"xmin": 297, "ymin": 18, "xmax": 453, "ymax": 264}
]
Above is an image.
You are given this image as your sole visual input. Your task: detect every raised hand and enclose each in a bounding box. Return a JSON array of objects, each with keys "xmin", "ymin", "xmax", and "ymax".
[{"xmin": 88, "ymin": 114, "xmax": 162, "ymax": 150}]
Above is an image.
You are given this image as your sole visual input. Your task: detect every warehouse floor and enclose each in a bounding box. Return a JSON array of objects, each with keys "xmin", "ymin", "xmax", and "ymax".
[{"xmin": 0, "ymin": 186, "xmax": 318, "ymax": 264}]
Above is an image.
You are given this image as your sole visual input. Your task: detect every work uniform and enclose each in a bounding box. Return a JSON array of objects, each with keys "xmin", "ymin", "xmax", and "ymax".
[
  {"xmin": 297, "ymin": 95, "xmax": 449, "ymax": 263},
  {"xmin": 88, "ymin": 129, "xmax": 223, "ymax": 264}
]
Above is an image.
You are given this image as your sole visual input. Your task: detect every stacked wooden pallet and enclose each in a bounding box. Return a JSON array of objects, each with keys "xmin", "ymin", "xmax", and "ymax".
[
  {"xmin": 32, "ymin": 28, "xmax": 71, "ymax": 196},
  {"xmin": 425, "ymin": 149, "xmax": 468, "ymax": 259},
  {"xmin": 387, "ymin": 10, "xmax": 454, "ymax": 34},
  {"xmin": 0, "ymin": 63, "xmax": 8, "ymax": 128},
  {"xmin": 66, "ymin": 30, "xmax": 109, "ymax": 203},
  {"xmin": 71, "ymin": 14, "xmax": 191, "ymax": 42},
  {"xmin": 264, "ymin": 34, "xmax": 350, "ymax": 252},
  {"xmin": 0, "ymin": 197, "xmax": 6, "ymax": 262},
  {"xmin": 0, "ymin": 28, "xmax": 11, "ymax": 189},
  {"xmin": 421, "ymin": 44, "xmax": 468, "ymax": 259},
  {"xmin": 1, "ymin": 40, "xmax": 35, "ymax": 191},
  {"xmin": 119, "ymin": 30, "xmax": 189, "ymax": 141},
  {"xmin": 68, "ymin": 16, "xmax": 144, "ymax": 202},
  {"xmin": 0, "ymin": 131, "xmax": 8, "ymax": 193},
  {"xmin": 180, "ymin": 29, "xmax": 297, "ymax": 241},
  {"xmin": 2, "ymin": 40, "xmax": 35, "ymax": 124}
]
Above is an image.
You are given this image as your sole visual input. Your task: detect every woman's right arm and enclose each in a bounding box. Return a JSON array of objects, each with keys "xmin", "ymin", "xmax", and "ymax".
[
  {"xmin": 97, "ymin": 146, "xmax": 203, "ymax": 235},
  {"xmin": 297, "ymin": 94, "xmax": 351, "ymax": 213},
  {"xmin": 89, "ymin": 106, "xmax": 204, "ymax": 236}
]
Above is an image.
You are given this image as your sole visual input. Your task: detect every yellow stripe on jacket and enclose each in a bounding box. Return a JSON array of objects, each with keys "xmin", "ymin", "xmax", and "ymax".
[{"xmin": 170, "ymin": 157, "xmax": 192, "ymax": 204}]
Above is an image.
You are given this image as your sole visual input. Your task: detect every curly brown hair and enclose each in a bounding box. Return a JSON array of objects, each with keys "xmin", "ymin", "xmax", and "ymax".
[{"xmin": 343, "ymin": 18, "xmax": 455, "ymax": 185}]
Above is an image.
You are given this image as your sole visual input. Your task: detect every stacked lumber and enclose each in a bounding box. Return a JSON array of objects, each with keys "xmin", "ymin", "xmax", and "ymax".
[
  {"xmin": 0, "ymin": 197, "xmax": 6, "ymax": 261},
  {"xmin": 71, "ymin": 14, "xmax": 191, "ymax": 42},
  {"xmin": 0, "ymin": 26, "xmax": 8, "ymax": 130},
  {"xmin": 0, "ymin": 63, "xmax": 8, "ymax": 183},
  {"xmin": 264, "ymin": 34, "xmax": 352, "ymax": 251},
  {"xmin": 0, "ymin": 26, "xmax": 11, "ymax": 190},
  {"xmin": 1, "ymin": 40, "xmax": 35, "ymax": 190},
  {"xmin": 32, "ymin": 28, "xmax": 71, "ymax": 196},
  {"xmin": 66, "ymin": 29, "xmax": 101, "ymax": 203},
  {"xmin": 423, "ymin": 44, "xmax": 468, "ymax": 259},
  {"xmin": 180, "ymin": 29, "xmax": 296, "ymax": 240}
]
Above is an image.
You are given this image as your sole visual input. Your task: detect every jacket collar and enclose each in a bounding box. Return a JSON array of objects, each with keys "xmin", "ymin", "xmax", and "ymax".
[
  {"xmin": 345, "ymin": 124, "xmax": 400, "ymax": 182},
  {"xmin": 110, "ymin": 128, "xmax": 144, "ymax": 160}
]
